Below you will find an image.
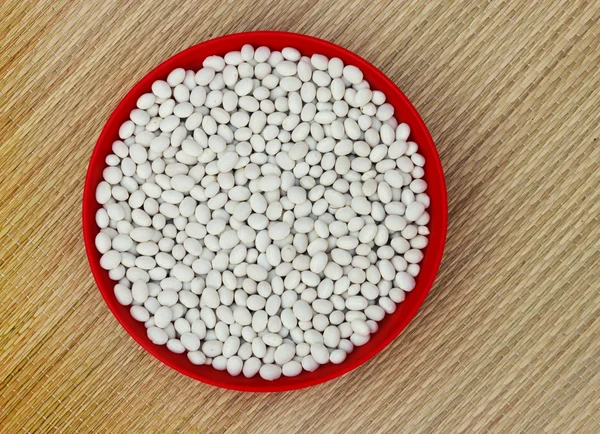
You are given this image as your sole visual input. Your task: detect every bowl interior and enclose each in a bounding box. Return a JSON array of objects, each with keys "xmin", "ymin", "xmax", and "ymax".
[{"xmin": 83, "ymin": 31, "xmax": 447, "ymax": 392}]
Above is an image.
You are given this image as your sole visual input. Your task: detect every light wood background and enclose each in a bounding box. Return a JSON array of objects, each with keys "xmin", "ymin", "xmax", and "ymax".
[{"xmin": 1, "ymin": 0, "xmax": 600, "ymax": 432}]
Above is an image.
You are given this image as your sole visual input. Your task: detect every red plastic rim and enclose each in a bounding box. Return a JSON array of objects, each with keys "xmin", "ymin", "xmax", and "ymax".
[{"xmin": 82, "ymin": 31, "xmax": 448, "ymax": 392}]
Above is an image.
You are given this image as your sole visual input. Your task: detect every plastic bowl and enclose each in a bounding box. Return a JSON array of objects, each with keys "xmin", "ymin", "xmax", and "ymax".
[{"xmin": 82, "ymin": 31, "xmax": 447, "ymax": 392}]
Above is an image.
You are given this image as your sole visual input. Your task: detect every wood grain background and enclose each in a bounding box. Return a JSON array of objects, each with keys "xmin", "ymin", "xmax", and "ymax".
[{"xmin": 1, "ymin": 0, "xmax": 600, "ymax": 432}]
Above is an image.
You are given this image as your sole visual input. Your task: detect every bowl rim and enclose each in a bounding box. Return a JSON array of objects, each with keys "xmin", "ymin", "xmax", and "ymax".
[{"xmin": 83, "ymin": 30, "xmax": 447, "ymax": 392}]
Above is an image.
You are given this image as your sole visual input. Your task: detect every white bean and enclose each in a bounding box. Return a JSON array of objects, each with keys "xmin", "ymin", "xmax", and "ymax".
[{"xmin": 97, "ymin": 44, "xmax": 430, "ymax": 380}]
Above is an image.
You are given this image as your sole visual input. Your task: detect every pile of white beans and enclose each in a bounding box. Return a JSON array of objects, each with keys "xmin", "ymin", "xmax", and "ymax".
[{"xmin": 95, "ymin": 44, "xmax": 430, "ymax": 381}]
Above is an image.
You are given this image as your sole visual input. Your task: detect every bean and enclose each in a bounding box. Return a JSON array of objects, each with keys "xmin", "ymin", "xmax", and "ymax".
[{"xmin": 96, "ymin": 45, "xmax": 430, "ymax": 380}]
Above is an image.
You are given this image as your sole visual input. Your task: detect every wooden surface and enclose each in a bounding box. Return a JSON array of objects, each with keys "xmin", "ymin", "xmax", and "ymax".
[{"xmin": 1, "ymin": 0, "xmax": 600, "ymax": 432}]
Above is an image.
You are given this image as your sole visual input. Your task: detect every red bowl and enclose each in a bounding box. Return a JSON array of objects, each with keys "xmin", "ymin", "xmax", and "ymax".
[{"xmin": 83, "ymin": 31, "xmax": 447, "ymax": 392}]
